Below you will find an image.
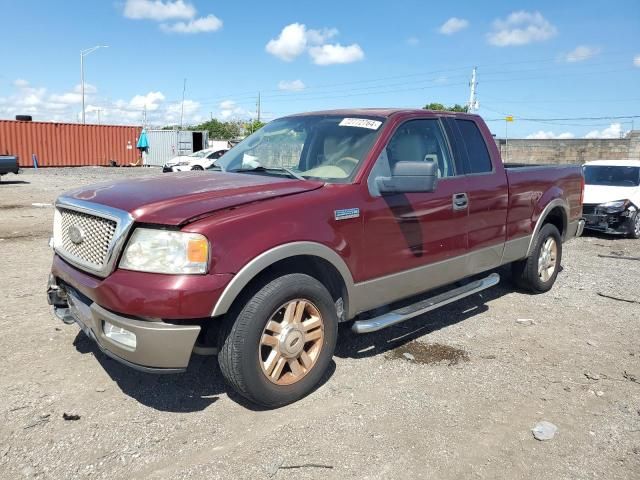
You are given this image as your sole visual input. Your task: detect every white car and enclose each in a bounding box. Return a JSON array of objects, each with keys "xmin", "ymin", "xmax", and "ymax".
[
  {"xmin": 163, "ymin": 148, "xmax": 228, "ymax": 172},
  {"xmin": 582, "ymin": 160, "xmax": 640, "ymax": 238}
]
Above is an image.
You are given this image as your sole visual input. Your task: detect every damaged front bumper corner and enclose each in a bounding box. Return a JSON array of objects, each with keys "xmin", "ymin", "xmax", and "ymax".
[
  {"xmin": 582, "ymin": 205, "xmax": 637, "ymax": 235},
  {"xmin": 47, "ymin": 275, "xmax": 200, "ymax": 373}
]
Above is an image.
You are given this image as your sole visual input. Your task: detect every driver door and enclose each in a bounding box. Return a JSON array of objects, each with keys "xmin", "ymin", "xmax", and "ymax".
[{"xmin": 360, "ymin": 117, "xmax": 469, "ymax": 303}]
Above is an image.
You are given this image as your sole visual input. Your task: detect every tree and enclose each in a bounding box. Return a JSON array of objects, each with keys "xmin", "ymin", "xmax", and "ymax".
[
  {"xmin": 245, "ymin": 120, "xmax": 266, "ymax": 135},
  {"xmin": 423, "ymin": 103, "xmax": 468, "ymax": 113},
  {"xmin": 189, "ymin": 119, "xmax": 242, "ymax": 140}
]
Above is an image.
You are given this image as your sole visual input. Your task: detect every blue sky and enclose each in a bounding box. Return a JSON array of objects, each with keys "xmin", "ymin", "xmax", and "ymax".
[{"xmin": 0, "ymin": 0, "xmax": 639, "ymax": 138}]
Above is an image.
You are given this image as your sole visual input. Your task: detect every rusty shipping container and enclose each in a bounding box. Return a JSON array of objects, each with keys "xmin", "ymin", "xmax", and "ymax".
[{"xmin": 0, "ymin": 120, "xmax": 142, "ymax": 167}]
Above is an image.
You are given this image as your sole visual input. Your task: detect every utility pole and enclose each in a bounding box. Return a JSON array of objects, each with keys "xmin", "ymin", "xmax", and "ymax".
[
  {"xmin": 467, "ymin": 66, "xmax": 478, "ymax": 113},
  {"xmin": 143, "ymin": 104, "xmax": 147, "ymax": 128},
  {"xmin": 96, "ymin": 108, "xmax": 102, "ymax": 125},
  {"xmin": 179, "ymin": 78, "xmax": 187, "ymax": 130},
  {"xmin": 256, "ymin": 92, "xmax": 261, "ymax": 122}
]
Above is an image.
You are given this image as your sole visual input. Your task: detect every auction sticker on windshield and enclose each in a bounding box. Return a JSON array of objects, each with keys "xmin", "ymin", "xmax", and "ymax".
[{"xmin": 339, "ymin": 118, "xmax": 382, "ymax": 130}]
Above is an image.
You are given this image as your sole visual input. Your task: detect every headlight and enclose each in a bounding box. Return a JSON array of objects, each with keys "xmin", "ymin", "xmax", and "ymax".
[
  {"xmin": 120, "ymin": 228, "xmax": 209, "ymax": 274},
  {"xmin": 176, "ymin": 161, "xmax": 190, "ymax": 166},
  {"xmin": 600, "ymin": 199, "xmax": 629, "ymax": 213}
]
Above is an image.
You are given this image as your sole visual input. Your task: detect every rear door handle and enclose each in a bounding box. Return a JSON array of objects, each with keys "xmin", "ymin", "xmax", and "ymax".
[{"xmin": 453, "ymin": 193, "xmax": 468, "ymax": 211}]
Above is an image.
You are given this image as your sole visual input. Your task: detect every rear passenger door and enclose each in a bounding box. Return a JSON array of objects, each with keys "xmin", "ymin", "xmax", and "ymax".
[{"xmin": 443, "ymin": 117, "xmax": 509, "ymax": 274}]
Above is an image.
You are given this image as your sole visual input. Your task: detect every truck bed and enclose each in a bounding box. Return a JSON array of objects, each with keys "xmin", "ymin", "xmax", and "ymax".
[{"xmin": 504, "ymin": 163, "xmax": 584, "ymax": 242}]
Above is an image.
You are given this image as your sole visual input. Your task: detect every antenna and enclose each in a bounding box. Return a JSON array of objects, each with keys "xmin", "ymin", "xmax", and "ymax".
[{"xmin": 467, "ymin": 67, "xmax": 479, "ymax": 113}]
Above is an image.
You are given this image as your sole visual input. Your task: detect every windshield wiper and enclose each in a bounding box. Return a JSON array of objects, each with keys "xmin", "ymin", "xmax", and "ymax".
[{"xmin": 231, "ymin": 166, "xmax": 306, "ymax": 180}]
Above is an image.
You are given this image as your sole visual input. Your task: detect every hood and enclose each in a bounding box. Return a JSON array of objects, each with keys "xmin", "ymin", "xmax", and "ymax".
[
  {"xmin": 583, "ymin": 184, "xmax": 640, "ymax": 206},
  {"xmin": 64, "ymin": 172, "xmax": 323, "ymax": 225},
  {"xmin": 165, "ymin": 155, "xmax": 191, "ymax": 165}
]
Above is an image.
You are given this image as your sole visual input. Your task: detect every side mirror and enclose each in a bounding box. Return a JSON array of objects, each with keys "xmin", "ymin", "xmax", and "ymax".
[{"xmin": 376, "ymin": 160, "xmax": 438, "ymax": 194}]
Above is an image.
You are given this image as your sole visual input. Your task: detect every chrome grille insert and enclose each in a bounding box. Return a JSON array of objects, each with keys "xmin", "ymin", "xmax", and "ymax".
[
  {"xmin": 59, "ymin": 209, "xmax": 117, "ymax": 270},
  {"xmin": 53, "ymin": 197, "xmax": 134, "ymax": 277}
]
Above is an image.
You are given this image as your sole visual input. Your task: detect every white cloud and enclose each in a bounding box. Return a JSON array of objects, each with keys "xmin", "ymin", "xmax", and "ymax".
[
  {"xmin": 49, "ymin": 92, "xmax": 83, "ymax": 104},
  {"xmin": 73, "ymin": 83, "xmax": 97, "ymax": 94},
  {"xmin": 160, "ymin": 14, "xmax": 222, "ymax": 34},
  {"xmin": 266, "ymin": 23, "xmax": 311, "ymax": 61},
  {"xmin": 439, "ymin": 17, "xmax": 469, "ymax": 35},
  {"xmin": 123, "ymin": 0, "xmax": 195, "ymax": 21},
  {"xmin": 584, "ymin": 123, "xmax": 627, "ymax": 139},
  {"xmin": 217, "ymin": 100, "xmax": 249, "ymax": 120},
  {"xmin": 565, "ymin": 45, "xmax": 600, "ymax": 63},
  {"xmin": 526, "ymin": 130, "xmax": 574, "ymax": 139},
  {"xmin": 306, "ymin": 27, "xmax": 338, "ymax": 45},
  {"xmin": 487, "ymin": 11, "xmax": 557, "ymax": 47},
  {"xmin": 278, "ymin": 79, "xmax": 305, "ymax": 92},
  {"xmin": 1, "ymin": 79, "xmax": 209, "ymax": 126},
  {"xmin": 634, "ymin": 54, "xmax": 640, "ymax": 67},
  {"xmin": 129, "ymin": 91, "xmax": 165, "ymax": 110},
  {"xmin": 308, "ymin": 43, "xmax": 364, "ymax": 66},
  {"xmin": 406, "ymin": 36, "xmax": 420, "ymax": 46},
  {"xmin": 266, "ymin": 23, "xmax": 362, "ymax": 65},
  {"xmin": 124, "ymin": 0, "xmax": 221, "ymax": 35},
  {"xmin": 13, "ymin": 79, "xmax": 29, "ymax": 88},
  {"xmin": 166, "ymin": 99, "xmax": 201, "ymax": 120}
]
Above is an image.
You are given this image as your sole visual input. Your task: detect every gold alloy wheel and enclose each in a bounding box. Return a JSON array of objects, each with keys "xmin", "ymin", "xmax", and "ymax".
[
  {"xmin": 259, "ymin": 299, "xmax": 325, "ymax": 385},
  {"xmin": 538, "ymin": 237, "xmax": 558, "ymax": 282}
]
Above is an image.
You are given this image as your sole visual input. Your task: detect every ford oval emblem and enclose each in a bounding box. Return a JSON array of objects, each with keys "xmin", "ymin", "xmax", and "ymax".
[{"xmin": 68, "ymin": 225, "xmax": 85, "ymax": 245}]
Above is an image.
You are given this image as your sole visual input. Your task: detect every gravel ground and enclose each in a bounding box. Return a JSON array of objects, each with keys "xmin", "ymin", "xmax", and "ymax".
[{"xmin": 1, "ymin": 167, "xmax": 639, "ymax": 480}]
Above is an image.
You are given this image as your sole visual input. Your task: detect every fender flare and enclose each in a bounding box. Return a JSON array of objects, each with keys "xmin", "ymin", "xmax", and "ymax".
[
  {"xmin": 211, "ymin": 241, "xmax": 355, "ymax": 317},
  {"xmin": 525, "ymin": 198, "xmax": 569, "ymax": 257}
]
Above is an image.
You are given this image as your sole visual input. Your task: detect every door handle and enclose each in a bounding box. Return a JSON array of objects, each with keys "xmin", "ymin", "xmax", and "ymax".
[{"xmin": 453, "ymin": 193, "xmax": 469, "ymax": 211}]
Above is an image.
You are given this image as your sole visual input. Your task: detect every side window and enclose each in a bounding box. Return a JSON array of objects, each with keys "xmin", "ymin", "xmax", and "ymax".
[
  {"xmin": 384, "ymin": 119, "xmax": 456, "ymax": 178},
  {"xmin": 455, "ymin": 119, "xmax": 493, "ymax": 174}
]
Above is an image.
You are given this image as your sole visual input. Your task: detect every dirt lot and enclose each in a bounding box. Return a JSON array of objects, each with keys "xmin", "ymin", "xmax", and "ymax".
[{"xmin": 1, "ymin": 168, "xmax": 639, "ymax": 479}]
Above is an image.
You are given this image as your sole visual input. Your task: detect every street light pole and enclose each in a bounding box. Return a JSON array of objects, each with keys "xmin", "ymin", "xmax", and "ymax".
[{"xmin": 80, "ymin": 45, "xmax": 108, "ymax": 124}]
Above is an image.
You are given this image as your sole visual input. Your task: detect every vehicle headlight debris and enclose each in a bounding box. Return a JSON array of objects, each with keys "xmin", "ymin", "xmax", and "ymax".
[{"xmin": 600, "ymin": 199, "xmax": 629, "ymax": 214}]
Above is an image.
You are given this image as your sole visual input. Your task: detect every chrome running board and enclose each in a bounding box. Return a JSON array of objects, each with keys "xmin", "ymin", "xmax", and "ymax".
[{"xmin": 351, "ymin": 273, "xmax": 500, "ymax": 334}]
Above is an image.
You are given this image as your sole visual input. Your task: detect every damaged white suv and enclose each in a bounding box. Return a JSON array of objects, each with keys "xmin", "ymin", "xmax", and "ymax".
[{"xmin": 582, "ymin": 160, "xmax": 640, "ymax": 238}]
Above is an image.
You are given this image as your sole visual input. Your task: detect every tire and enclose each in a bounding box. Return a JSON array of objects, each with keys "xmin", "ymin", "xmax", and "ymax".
[
  {"xmin": 628, "ymin": 212, "xmax": 640, "ymax": 239},
  {"xmin": 218, "ymin": 274, "xmax": 338, "ymax": 407},
  {"xmin": 191, "ymin": 165, "xmax": 204, "ymax": 171},
  {"xmin": 512, "ymin": 223, "xmax": 562, "ymax": 293}
]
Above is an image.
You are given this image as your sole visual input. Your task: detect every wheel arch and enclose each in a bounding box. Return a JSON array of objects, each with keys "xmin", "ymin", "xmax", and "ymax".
[
  {"xmin": 526, "ymin": 198, "xmax": 569, "ymax": 257},
  {"xmin": 211, "ymin": 242, "xmax": 355, "ymax": 320}
]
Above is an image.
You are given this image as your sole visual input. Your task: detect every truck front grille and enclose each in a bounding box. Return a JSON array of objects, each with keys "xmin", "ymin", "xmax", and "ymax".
[{"xmin": 58, "ymin": 209, "xmax": 118, "ymax": 272}]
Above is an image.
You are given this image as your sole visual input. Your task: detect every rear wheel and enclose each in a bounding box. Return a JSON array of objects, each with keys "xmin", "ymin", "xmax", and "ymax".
[
  {"xmin": 218, "ymin": 274, "xmax": 338, "ymax": 407},
  {"xmin": 512, "ymin": 223, "xmax": 562, "ymax": 293},
  {"xmin": 191, "ymin": 165, "xmax": 204, "ymax": 171}
]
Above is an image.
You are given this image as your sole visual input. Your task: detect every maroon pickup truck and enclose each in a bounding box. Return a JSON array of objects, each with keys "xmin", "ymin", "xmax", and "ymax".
[{"xmin": 47, "ymin": 109, "xmax": 584, "ymax": 406}]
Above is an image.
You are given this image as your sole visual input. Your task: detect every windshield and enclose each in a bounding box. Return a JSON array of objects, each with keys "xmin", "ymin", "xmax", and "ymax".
[
  {"xmin": 216, "ymin": 115, "xmax": 385, "ymax": 182},
  {"xmin": 189, "ymin": 150, "xmax": 210, "ymax": 158},
  {"xmin": 584, "ymin": 165, "xmax": 640, "ymax": 187}
]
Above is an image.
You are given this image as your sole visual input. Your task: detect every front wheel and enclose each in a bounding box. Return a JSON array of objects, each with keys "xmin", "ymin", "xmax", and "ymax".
[
  {"xmin": 191, "ymin": 165, "xmax": 204, "ymax": 171},
  {"xmin": 218, "ymin": 274, "xmax": 338, "ymax": 407},
  {"xmin": 512, "ymin": 223, "xmax": 562, "ymax": 293}
]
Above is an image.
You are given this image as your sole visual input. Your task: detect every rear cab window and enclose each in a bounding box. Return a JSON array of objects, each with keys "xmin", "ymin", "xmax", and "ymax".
[{"xmin": 442, "ymin": 117, "xmax": 494, "ymax": 175}]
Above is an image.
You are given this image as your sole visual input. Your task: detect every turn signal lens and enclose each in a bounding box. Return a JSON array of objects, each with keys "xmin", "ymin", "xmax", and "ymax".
[{"xmin": 187, "ymin": 238, "xmax": 209, "ymax": 263}]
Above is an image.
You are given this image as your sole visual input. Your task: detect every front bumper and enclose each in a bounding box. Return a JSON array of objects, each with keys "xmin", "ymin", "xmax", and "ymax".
[
  {"xmin": 51, "ymin": 254, "xmax": 232, "ymax": 319},
  {"xmin": 171, "ymin": 165, "xmax": 193, "ymax": 172},
  {"xmin": 582, "ymin": 205, "xmax": 636, "ymax": 235},
  {"xmin": 48, "ymin": 276, "xmax": 200, "ymax": 373}
]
